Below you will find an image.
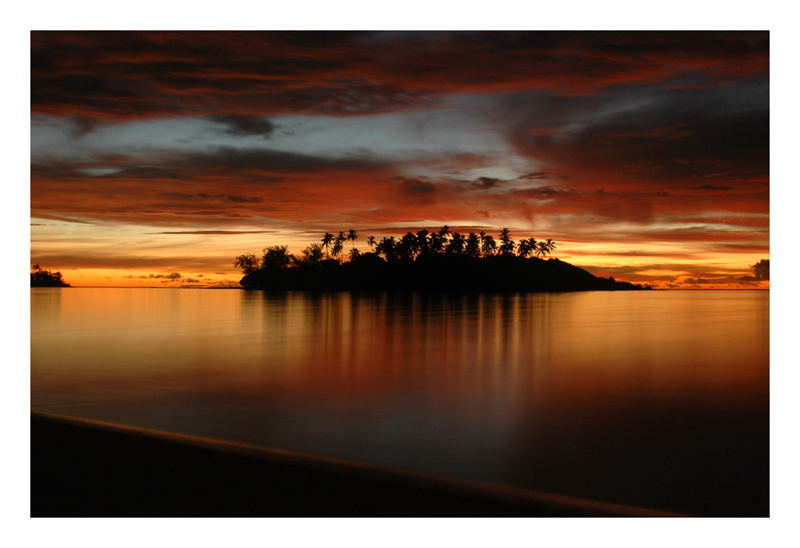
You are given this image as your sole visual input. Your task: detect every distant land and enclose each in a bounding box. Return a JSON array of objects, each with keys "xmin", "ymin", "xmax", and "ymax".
[
  {"xmin": 235, "ymin": 228, "xmax": 649, "ymax": 292},
  {"xmin": 30, "ymin": 265, "xmax": 70, "ymax": 287}
]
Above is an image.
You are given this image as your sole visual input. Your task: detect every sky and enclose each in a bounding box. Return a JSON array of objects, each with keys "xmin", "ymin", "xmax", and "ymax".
[{"xmin": 30, "ymin": 31, "xmax": 769, "ymax": 288}]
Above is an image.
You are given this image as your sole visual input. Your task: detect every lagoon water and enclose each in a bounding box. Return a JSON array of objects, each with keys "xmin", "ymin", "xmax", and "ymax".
[{"xmin": 31, "ymin": 288, "xmax": 769, "ymax": 515}]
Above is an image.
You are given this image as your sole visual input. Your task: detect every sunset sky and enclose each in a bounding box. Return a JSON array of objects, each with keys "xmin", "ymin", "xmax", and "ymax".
[{"xmin": 30, "ymin": 31, "xmax": 769, "ymax": 289}]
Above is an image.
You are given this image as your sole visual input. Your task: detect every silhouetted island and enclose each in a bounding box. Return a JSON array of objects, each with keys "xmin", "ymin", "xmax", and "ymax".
[
  {"xmin": 31, "ymin": 264, "xmax": 70, "ymax": 287},
  {"xmin": 235, "ymin": 228, "xmax": 648, "ymax": 292}
]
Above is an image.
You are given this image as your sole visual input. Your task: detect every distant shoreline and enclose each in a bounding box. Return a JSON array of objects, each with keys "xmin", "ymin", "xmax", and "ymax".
[{"xmin": 30, "ymin": 285, "xmax": 770, "ymax": 291}]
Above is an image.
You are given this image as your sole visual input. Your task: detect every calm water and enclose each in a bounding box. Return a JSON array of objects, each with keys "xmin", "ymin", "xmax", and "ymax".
[{"xmin": 31, "ymin": 288, "xmax": 769, "ymax": 515}]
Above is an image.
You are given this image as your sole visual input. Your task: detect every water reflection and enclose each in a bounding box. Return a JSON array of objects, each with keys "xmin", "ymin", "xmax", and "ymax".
[{"xmin": 31, "ymin": 288, "xmax": 769, "ymax": 515}]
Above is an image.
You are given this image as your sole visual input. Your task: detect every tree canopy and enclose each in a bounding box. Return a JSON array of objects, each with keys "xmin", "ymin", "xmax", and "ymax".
[
  {"xmin": 235, "ymin": 228, "xmax": 647, "ymax": 292},
  {"xmin": 31, "ymin": 265, "xmax": 70, "ymax": 287}
]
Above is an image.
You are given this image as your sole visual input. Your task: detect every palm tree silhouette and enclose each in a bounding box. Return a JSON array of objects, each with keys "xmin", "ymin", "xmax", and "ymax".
[
  {"xmin": 367, "ymin": 235, "xmax": 376, "ymax": 252},
  {"xmin": 262, "ymin": 246, "xmax": 293, "ymax": 269},
  {"xmin": 321, "ymin": 232, "xmax": 334, "ymax": 259},
  {"xmin": 448, "ymin": 232, "xmax": 466, "ymax": 255},
  {"xmin": 479, "ymin": 231, "xmax": 487, "ymax": 256},
  {"xmin": 481, "ymin": 234, "xmax": 497, "ymax": 256},
  {"xmin": 300, "ymin": 244, "xmax": 324, "ymax": 264},
  {"xmin": 416, "ymin": 229, "xmax": 430, "ymax": 255},
  {"xmin": 499, "ymin": 228, "xmax": 515, "ymax": 255},
  {"xmin": 516, "ymin": 239, "xmax": 531, "ymax": 258},
  {"xmin": 332, "ymin": 231, "xmax": 345, "ymax": 259},
  {"xmin": 376, "ymin": 236, "xmax": 397, "ymax": 261},
  {"xmin": 544, "ymin": 239, "xmax": 556, "ymax": 256},
  {"xmin": 430, "ymin": 232, "xmax": 441, "ymax": 254},
  {"xmin": 394, "ymin": 233, "xmax": 413, "ymax": 261},
  {"xmin": 347, "ymin": 229, "xmax": 358, "ymax": 251},
  {"xmin": 465, "ymin": 232, "xmax": 480, "ymax": 257},
  {"xmin": 234, "ymin": 253, "xmax": 260, "ymax": 273},
  {"xmin": 439, "ymin": 225, "xmax": 450, "ymax": 240}
]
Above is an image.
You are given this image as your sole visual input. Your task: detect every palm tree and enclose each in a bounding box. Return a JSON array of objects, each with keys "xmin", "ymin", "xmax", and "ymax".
[
  {"xmin": 398, "ymin": 232, "xmax": 418, "ymax": 261},
  {"xmin": 300, "ymin": 244, "xmax": 324, "ymax": 264},
  {"xmin": 534, "ymin": 240, "xmax": 548, "ymax": 258},
  {"xmin": 262, "ymin": 246, "xmax": 293, "ymax": 269},
  {"xmin": 481, "ymin": 234, "xmax": 497, "ymax": 256},
  {"xmin": 349, "ymin": 247, "xmax": 360, "ymax": 261},
  {"xmin": 544, "ymin": 239, "xmax": 556, "ymax": 257},
  {"xmin": 447, "ymin": 232, "xmax": 466, "ymax": 255},
  {"xmin": 321, "ymin": 232, "xmax": 334, "ymax": 259},
  {"xmin": 479, "ymin": 231, "xmax": 487, "ymax": 257},
  {"xmin": 376, "ymin": 236, "xmax": 396, "ymax": 261},
  {"xmin": 499, "ymin": 228, "xmax": 515, "ymax": 255},
  {"xmin": 332, "ymin": 231, "xmax": 345, "ymax": 259},
  {"xmin": 347, "ymin": 229, "xmax": 357, "ymax": 251},
  {"xmin": 416, "ymin": 229, "xmax": 430, "ymax": 255},
  {"xmin": 465, "ymin": 232, "xmax": 480, "ymax": 257},
  {"xmin": 367, "ymin": 235, "xmax": 376, "ymax": 251},
  {"xmin": 234, "ymin": 253, "xmax": 260, "ymax": 274},
  {"xmin": 430, "ymin": 232, "xmax": 443, "ymax": 254},
  {"xmin": 516, "ymin": 239, "xmax": 531, "ymax": 258},
  {"xmin": 438, "ymin": 225, "xmax": 450, "ymax": 241}
]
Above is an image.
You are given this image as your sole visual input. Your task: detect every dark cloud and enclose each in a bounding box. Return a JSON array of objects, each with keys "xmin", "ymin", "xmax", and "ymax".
[
  {"xmin": 515, "ymin": 185, "xmax": 571, "ymax": 197},
  {"xmin": 198, "ymin": 280, "xmax": 241, "ymax": 289},
  {"xmin": 33, "ymin": 148, "xmax": 382, "ymax": 180},
  {"xmin": 506, "ymin": 75, "xmax": 769, "ymax": 190},
  {"xmin": 31, "ymin": 145, "xmax": 398, "ymax": 228},
  {"xmin": 683, "ymin": 275, "xmax": 764, "ymax": 286},
  {"xmin": 109, "ymin": 166, "xmax": 186, "ymax": 179},
  {"xmin": 139, "ymin": 272, "xmax": 182, "ymax": 280},
  {"xmin": 226, "ymin": 195, "xmax": 263, "ymax": 203},
  {"xmin": 518, "ymin": 171, "xmax": 550, "ymax": 180},
  {"xmin": 68, "ymin": 116, "xmax": 99, "ymax": 137},
  {"xmin": 398, "ymin": 178, "xmax": 438, "ymax": 196},
  {"xmin": 159, "ymin": 192, "xmax": 262, "ymax": 203},
  {"xmin": 32, "ymin": 213, "xmax": 95, "ymax": 225},
  {"xmin": 691, "ymin": 184, "xmax": 734, "ymax": 191},
  {"xmin": 207, "ymin": 114, "xmax": 275, "ymax": 137},
  {"xmin": 476, "ymin": 177, "xmax": 502, "ymax": 189},
  {"xmin": 179, "ymin": 147, "xmax": 385, "ymax": 175},
  {"xmin": 31, "ymin": 31, "xmax": 767, "ymax": 120}
]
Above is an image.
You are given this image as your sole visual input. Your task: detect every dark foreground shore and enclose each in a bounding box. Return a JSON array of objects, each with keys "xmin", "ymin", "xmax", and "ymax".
[{"xmin": 31, "ymin": 413, "xmax": 680, "ymax": 517}]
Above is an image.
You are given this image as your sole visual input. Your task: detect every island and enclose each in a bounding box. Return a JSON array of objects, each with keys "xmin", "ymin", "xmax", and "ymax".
[
  {"xmin": 235, "ymin": 228, "xmax": 648, "ymax": 292},
  {"xmin": 31, "ymin": 264, "xmax": 70, "ymax": 287}
]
